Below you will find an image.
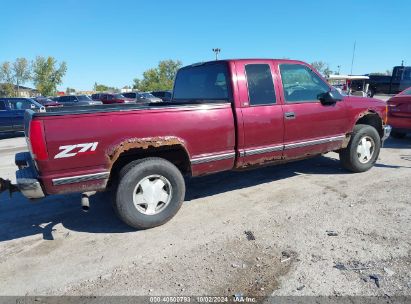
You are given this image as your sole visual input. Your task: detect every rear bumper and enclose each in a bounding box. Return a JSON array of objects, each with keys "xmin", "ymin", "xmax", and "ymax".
[{"xmin": 15, "ymin": 152, "xmax": 45, "ymax": 199}]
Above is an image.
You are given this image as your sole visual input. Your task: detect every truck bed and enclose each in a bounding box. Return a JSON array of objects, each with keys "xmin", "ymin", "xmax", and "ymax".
[
  {"xmin": 33, "ymin": 101, "xmax": 231, "ymax": 117},
  {"xmin": 27, "ymin": 101, "xmax": 236, "ymax": 195}
]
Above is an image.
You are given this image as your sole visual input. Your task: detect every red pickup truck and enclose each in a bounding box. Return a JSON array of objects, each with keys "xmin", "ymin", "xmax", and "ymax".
[{"xmin": 1, "ymin": 59, "xmax": 391, "ymax": 229}]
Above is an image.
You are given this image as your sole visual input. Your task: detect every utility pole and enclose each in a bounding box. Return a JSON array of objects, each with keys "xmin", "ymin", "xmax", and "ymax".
[
  {"xmin": 350, "ymin": 41, "xmax": 356, "ymax": 75},
  {"xmin": 212, "ymin": 48, "xmax": 221, "ymax": 60}
]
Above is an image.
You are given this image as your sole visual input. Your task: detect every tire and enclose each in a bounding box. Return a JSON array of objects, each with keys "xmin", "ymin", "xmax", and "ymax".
[
  {"xmin": 339, "ymin": 124, "xmax": 381, "ymax": 173},
  {"xmin": 114, "ymin": 157, "xmax": 185, "ymax": 229},
  {"xmin": 390, "ymin": 130, "xmax": 407, "ymax": 139}
]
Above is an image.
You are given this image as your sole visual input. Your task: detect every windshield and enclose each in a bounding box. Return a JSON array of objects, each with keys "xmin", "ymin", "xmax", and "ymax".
[
  {"xmin": 173, "ymin": 62, "xmax": 231, "ymax": 101},
  {"xmin": 142, "ymin": 93, "xmax": 155, "ymax": 98},
  {"xmin": 77, "ymin": 95, "xmax": 92, "ymax": 101},
  {"xmin": 403, "ymin": 87, "xmax": 411, "ymax": 95},
  {"xmin": 36, "ymin": 97, "xmax": 53, "ymax": 103}
]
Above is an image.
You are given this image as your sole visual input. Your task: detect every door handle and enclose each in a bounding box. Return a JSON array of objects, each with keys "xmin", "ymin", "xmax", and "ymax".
[{"xmin": 284, "ymin": 112, "xmax": 296, "ymax": 119}]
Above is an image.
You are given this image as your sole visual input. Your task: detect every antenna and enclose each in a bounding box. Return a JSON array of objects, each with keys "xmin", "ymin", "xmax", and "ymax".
[
  {"xmin": 212, "ymin": 48, "xmax": 221, "ymax": 60},
  {"xmin": 350, "ymin": 41, "xmax": 356, "ymax": 75}
]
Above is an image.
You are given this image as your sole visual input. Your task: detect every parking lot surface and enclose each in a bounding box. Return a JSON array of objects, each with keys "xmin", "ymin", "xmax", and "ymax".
[{"xmin": 0, "ymin": 129, "xmax": 410, "ymax": 297}]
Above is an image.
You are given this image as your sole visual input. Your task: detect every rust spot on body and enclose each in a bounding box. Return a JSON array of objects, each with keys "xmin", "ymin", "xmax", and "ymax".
[{"xmin": 107, "ymin": 136, "xmax": 186, "ymax": 168}]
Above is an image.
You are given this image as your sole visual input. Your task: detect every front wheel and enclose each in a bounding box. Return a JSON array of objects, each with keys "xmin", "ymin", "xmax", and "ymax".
[
  {"xmin": 339, "ymin": 124, "xmax": 381, "ymax": 173},
  {"xmin": 114, "ymin": 157, "xmax": 185, "ymax": 229}
]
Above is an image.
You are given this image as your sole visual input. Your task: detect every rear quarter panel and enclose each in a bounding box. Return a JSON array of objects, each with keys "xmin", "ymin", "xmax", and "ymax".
[{"xmin": 36, "ymin": 104, "xmax": 235, "ymax": 194}]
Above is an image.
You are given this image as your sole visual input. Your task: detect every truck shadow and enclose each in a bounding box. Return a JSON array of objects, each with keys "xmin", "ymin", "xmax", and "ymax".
[
  {"xmin": 0, "ymin": 132, "xmax": 25, "ymax": 140},
  {"xmin": 0, "ymin": 152, "xmax": 407, "ymax": 242},
  {"xmin": 383, "ymin": 136, "xmax": 411, "ymax": 149}
]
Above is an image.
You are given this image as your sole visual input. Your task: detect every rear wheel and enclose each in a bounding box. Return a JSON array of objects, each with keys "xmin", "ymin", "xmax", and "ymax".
[
  {"xmin": 339, "ymin": 124, "xmax": 381, "ymax": 172},
  {"xmin": 114, "ymin": 157, "xmax": 185, "ymax": 229}
]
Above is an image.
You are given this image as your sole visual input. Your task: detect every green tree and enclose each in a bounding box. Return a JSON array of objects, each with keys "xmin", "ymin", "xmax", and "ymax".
[
  {"xmin": 133, "ymin": 59, "xmax": 182, "ymax": 91},
  {"xmin": 13, "ymin": 58, "xmax": 31, "ymax": 95},
  {"xmin": 0, "ymin": 61, "xmax": 16, "ymax": 96},
  {"xmin": 94, "ymin": 83, "xmax": 110, "ymax": 92},
  {"xmin": 311, "ymin": 61, "xmax": 332, "ymax": 77},
  {"xmin": 93, "ymin": 83, "xmax": 119, "ymax": 92},
  {"xmin": 32, "ymin": 56, "xmax": 67, "ymax": 96},
  {"xmin": 0, "ymin": 83, "xmax": 15, "ymax": 97}
]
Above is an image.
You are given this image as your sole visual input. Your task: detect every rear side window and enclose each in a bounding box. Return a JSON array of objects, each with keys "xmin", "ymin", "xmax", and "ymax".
[
  {"xmin": 0, "ymin": 101, "xmax": 5, "ymax": 110},
  {"xmin": 173, "ymin": 62, "xmax": 230, "ymax": 101},
  {"xmin": 123, "ymin": 92, "xmax": 136, "ymax": 98},
  {"xmin": 245, "ymin": 64, "xmax": 276, "ymax": 106},
  {"xmin": 9, "ymin": 99, "xmax": 32, "ymax": 110},
  {"xmin": 280, "ymin": 64, "xmax": 330, "ymax": 103}
]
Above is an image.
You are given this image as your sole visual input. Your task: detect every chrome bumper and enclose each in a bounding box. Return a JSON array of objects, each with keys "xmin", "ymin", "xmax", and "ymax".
[
  {"xmin": 15, "ymin": 152, "xmax": 45, "ymax": 199},
  {"xmin": 382, "ymin": 125, "xmax": 392, "ymax": 141}
]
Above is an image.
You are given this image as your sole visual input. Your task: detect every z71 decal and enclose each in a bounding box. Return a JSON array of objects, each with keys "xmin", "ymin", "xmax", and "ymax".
[{"xmin": 54, "ymin": 142, "xmax": 99, "ymax": 159}]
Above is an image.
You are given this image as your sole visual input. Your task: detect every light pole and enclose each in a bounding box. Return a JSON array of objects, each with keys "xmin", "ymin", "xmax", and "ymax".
[
  {"xmin": 212, "ymin": 48, "xmax": 221, "ymax": 60},
  {"xmin": 337, "ymin": 65, "xmax": 341, "ymax": 75}
]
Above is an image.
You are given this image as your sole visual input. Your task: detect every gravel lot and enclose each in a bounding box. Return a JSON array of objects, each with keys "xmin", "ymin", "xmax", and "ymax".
[{"xmin": 0, "ymin": 122, "xmax": 410, "ymax": 297}]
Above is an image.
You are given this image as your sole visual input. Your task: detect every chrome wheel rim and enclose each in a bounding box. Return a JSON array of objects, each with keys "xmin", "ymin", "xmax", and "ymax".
[
  {"xmin": 132, "ymin": 175, "xmax": 172, "ymax": 215},
  {"xmin": 356, "ymin": 136, "xmax": 375, "ymax": 164}
]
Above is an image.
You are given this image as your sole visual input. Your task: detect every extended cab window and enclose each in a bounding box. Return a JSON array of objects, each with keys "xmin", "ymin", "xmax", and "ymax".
[
  {"xmin": 280, "ymin": 64, "xmax": 330, "ymax": 103},
  {"xmin": 245, "ymin": 64, "xmax": 276, "ymax": 105},
  {"xmin": 0, "ymin": 101, "xmax": 6, "ymax": 110},
  {"xmin": 173, "ymin": 62, "xmax": 230, "ymax": 102}
]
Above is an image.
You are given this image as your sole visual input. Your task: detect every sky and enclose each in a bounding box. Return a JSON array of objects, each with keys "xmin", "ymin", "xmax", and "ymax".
[{"xmin": 0, "ymin": 0, "xmax": 410, "ymax": 91}]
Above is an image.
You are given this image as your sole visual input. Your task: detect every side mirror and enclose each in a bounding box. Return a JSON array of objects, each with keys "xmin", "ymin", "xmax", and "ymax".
[
  {"xmin": 30, "ymin": 103, "xmax": 36, "ymax": 109},
  {"xmin": 318, "ymin": 90, "xmax": 343, "ymax": 105}
]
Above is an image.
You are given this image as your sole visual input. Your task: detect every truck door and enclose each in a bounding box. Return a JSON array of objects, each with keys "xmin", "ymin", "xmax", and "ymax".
[
  {"xmin": 235, "ymin": 61, "xmax": 285, "ymax": 167},
  {"xmin": 0, "ymin": 99, "xmax": 14, "ymax": 132},
  {"xmin": 8, "ymin": 98, "xmax": 33, "ymax": 131},
  {"xmin": 277, "ymin": 63, "xmax": 348, "ymax": 159}
]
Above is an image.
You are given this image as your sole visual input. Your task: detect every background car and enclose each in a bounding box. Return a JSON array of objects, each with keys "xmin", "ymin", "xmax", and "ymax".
[
  {"xmin": 150, "ymin": 90, "xmax": 172, "ymax": 101},
  {"xmin": 122, "ymin": 92, "xmax": 162, "ymax": 103},
  {"xmin": 33, "ymin": 97, "xmax": 63, "ymax": 108},
  {"xmin": 99, "ymin": 93, "xmax": 135, "ymax": 104},
  {"xmin": 91, "ymin": 93, "xmax": 104, "ymax": 101},
  {"xmin": 0, "ymin": 98, "xmax": 43, "ymax": 133},
  {"xmin": 58, "ymin": 95, "xmax": 103, "ymax": 106},
  {"xmin": 387, "ymin": 86, "xmax": 411, "ymax": 138}
]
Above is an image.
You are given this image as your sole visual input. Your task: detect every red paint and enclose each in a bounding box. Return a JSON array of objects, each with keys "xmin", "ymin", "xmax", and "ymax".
[
  {"xmin": 28, "ymin": 120, "xmax": 48, "ymax": 161},
  {"xmin": 387, "ymin": 87, "xmax": 411, "ymax": 131},
  {"xmin": 24, "ymin": 59, "xmax": 388, "ymax": 195}
]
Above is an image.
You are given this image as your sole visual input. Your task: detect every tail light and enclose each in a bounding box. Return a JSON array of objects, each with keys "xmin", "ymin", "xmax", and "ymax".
[{"xmin": 29, "ymin": 120, "xmax": 48, "ymax": 160}]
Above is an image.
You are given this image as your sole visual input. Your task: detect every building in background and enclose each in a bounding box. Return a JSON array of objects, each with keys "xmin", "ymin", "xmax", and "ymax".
[{"xmin": 0, "ymin": 84, "xmax": 40, "ymax": 97}]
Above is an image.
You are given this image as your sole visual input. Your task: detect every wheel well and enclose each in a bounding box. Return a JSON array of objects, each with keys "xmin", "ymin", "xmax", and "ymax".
[
  {"xmin": 356, "ymin": 113, "xmax": 383, "ymax": 137},
  {"xmin": 109, "ymin": 145, "xmax": 191, "ymax": 184}
]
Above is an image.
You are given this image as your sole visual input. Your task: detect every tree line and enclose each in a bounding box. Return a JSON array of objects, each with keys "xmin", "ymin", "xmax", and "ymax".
[
  {"xmin": 1, "ymin": 58, "xmax": 361, "ymax": 98},
  {"xmin": 0, "ymin": 56, "xmax": 67, "ymax": 97}
]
